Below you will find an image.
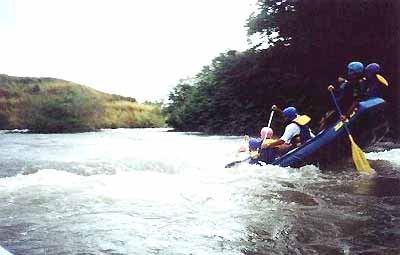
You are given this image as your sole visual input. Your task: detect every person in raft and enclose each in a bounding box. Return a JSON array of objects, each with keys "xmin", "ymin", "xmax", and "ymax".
[
  {"xmin": 364, "ymin": 63, "xmax": 389, "ymax": 99},
  {"xmin": 247, "ymin": 127, "xmax": 278, "ymax": 165},
  {"xmin": 238, "ymin": 135, "xmax": 250, "ymax": 153},
  {"xmin": 320, "ymin": 61, "xmax": 368, "ymax": 130},
  {"xmin": 257, "ymin": 127, "xmax": 280, "ymax": 164},
  {"xmin": 327, "ymin": 61, "xmax": 368, "ymax": 122},
  {"xmin": 262, "ymin": 106, "xmax": 314, "ymax": 155}
]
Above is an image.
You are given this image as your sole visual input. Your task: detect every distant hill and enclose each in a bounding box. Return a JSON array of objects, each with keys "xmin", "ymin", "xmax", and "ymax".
[{"xmin": 0, "ymin": 74, "xmax": 166, "ymax": 133}]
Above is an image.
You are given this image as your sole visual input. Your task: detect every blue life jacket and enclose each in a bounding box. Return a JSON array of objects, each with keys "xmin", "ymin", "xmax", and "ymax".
[
  {"xmin": 258, "ymin": 147, "xmax": 279, "ymax": 164},
  {"xmin": 248, "ymin": 138, "xmax": 278, "ymax": 165}
]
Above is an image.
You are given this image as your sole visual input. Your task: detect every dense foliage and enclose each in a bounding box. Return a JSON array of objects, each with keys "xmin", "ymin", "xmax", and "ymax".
[
  {"xmin": 26, "ymin": 88, "xmax": 104, "ymax": 133},
  {"xmin": 166, "ymin": 0, "xmax": 399, "ymax": 137},
  {"xmin": 0, "ymin": 75, "xmax": 166, "ymax": 132}
]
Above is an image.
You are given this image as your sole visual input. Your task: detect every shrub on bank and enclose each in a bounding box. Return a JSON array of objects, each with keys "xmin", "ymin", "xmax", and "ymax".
[{"xmin": 25, "ymin": 88, "xmax": 104, "ymax": 133}]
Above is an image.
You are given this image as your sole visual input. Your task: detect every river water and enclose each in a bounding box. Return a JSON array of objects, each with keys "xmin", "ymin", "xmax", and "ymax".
[{"xmin": 0, "ymin": 128, "xmax": 399, "ymax": 255}]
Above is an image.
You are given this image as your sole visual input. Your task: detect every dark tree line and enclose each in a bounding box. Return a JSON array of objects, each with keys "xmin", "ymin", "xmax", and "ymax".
[{"xmin": 166, "ymin": 0, "xmax": 400, "ymax": 138}]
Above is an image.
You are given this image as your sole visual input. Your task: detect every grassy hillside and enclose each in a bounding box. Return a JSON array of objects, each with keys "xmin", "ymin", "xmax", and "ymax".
[{"xmin": 0, "ymin": 74, "xmax": 166, "ymax": 132}]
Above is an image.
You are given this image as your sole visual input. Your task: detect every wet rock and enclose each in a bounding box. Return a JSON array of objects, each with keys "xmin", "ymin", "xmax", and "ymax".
[
  {"xmin": 369, "ymin": 159, "xmax": 400, "ymax": 175},
  {"xmin": 306, "ymin": 244, "xmax": 343, "ymax": 255},
  {"xmin": 353, "ymin": 176, "xmax": 400, "ymax": 197},
  {"xmin": 278, "ymin": 181, "xmax": 296, "ymax": 189},
  {"xmin": 358, "ymin": 248, "xmax": 399, "ymax": 255},
  {"xmin": 365, "ymin": 141, "xmax": 400, "ymax": 153},
  {"xmin": 21, "ymin": 169, "xmax": 39, "ymax": 175},
  {"xmin": 276, "ymin": 190, "xmax": 319, "ymax": 206}
]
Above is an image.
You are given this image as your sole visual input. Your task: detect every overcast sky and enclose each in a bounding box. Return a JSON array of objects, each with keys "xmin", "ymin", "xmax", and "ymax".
[{"xmin": 0, "ymin": 0, "xmax": 256, "ymax": 102}]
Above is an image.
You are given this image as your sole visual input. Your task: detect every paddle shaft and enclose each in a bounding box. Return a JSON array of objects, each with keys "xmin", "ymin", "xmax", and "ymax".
[
  {"xmin": 267, "ymin": 110, "xmax": 274, "ymax": 128},
  {"xmin": 329, "ymin": 90, "xmax": 352, "ymax": 135}
]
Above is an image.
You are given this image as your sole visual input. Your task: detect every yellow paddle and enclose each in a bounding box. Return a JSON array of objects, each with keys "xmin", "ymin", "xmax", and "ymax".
[{"xmin": 328, "ymin": 86, "xmax": 374, "ymax": 175}]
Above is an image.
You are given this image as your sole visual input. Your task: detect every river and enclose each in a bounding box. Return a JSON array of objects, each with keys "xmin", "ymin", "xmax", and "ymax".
[{"xmin": 0, "ymin": 128, "xmax": 399, "ymax": 255}]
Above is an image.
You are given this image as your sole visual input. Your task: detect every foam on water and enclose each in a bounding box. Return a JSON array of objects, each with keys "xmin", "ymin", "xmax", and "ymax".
[
  {"xmin": 0, "ymin": 129, "xmax": 397, "ymax": 254},
  {"xmin": 366, "ymin": 149, "xmax": 400, "ymax": 165},
  {"xmin": 0, "ymin": 169, "xmax": 244, "ymax": 254},
  {"xmin": 0, "ymin": 162, "xmax": 321, "ymax": 254}
]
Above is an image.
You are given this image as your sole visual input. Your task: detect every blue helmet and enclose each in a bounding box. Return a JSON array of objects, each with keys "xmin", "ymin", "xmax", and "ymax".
[
  {"xmin": 365, "ymin": 63, "xmax": 380, "ymax": 78},
  {"xmin": 248, "ymin": 138, "xmax": 260, "ymax": 150},
  {"xmin": 347, "ymin": 61, "xmax": 364, "ymax": 77},
  {"xmin": 282, "ymin": 107, "xmax": 298, "ymax": 120}
]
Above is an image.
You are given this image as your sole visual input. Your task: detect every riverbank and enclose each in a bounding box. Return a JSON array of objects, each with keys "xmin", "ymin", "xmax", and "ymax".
[{"xmin": 0, "ymin": 74, "xmax": 166, "ymax": 133}]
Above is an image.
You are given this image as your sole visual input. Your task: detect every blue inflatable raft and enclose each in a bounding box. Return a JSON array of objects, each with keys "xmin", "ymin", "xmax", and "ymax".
[{"xmin": 269, "ymin": 97, "xmax": 389, "ymax": 168}]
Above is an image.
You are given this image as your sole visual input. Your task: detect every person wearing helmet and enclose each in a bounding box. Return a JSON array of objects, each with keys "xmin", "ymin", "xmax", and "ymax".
[
  {"xmin": 247, "ymin": 137, "xmax": 263, "ymax": 165},
  {"xmin": 260, "ymin": 127, "xmax": 273, "ymax": 141},
  {"xmin": 258, "ymin": 127, "xmax": 280, "ymax": 164},
  {"xmin": 238, "ymin": 135, "xmax": 249, "ymax": 153},
  {"xmin": 327, "ymin": 61, "xmax": 368, "ymax": 122},
  {"xmin": 365, "ymin": 63, "xmax": 388, "ymax": 99},
  {"xmin": 246, "ymin": 127, "xmax": 278, "ymax": 165},
  {"xmin": 262, "ymin": 106, "xmax": 314, "ymax": 154}
]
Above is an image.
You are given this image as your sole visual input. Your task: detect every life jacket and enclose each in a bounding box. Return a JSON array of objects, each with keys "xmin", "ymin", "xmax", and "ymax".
[
  {"xmin": 256, "ymin": 138, "xmax": 279, "ymax": 164},
  {"xmin": 366, "ymin": 74, "xmax": 389, "ymax": 99},
  {"xmin": 261, "ymin": 138, "xmax": 276, "ymax": 147},
  {"xmin": 249, "ymin": 138, "xmax": 274, "ymax": 160},
  {"xmin": 249, "ymin": 150, "xmax": 259, "ymax": 159},
  {"xmin": 291, "ymin": 115, "xmax": 312, "ymax": 145},
  {"xmin": 249, "ymin": 138, "xmax": 279, "ymax": 164},
  {"xmin": 337, "ymin": 78, "xmax": 368, "ymax": 110},
  {"xmin": 249, "ymin": 149, "xmax": 263, "ymax": 165},
  {"xmin": 376, "ymin": 74, "xmax": 389, "ymax": 87}
]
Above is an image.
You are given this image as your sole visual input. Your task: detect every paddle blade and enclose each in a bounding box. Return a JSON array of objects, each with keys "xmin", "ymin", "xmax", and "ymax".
[
  {"xmin": 225, "ymin": 157, "xmax": 250, "ymax": 168},
  {"xmin": 348, "ymin": 135, "xmax": 374, "ymax": 175},
  {"xmin": 225, "ymin": 160, "xmax": 241, "ymax": 168}
]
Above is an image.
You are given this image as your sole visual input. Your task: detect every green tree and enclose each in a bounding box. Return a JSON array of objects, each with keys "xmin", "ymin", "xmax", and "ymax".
[
  {"xmin": 165, "ymin": 80, "xmax": 196, "ymax": 130},
  {"xmin": 166, "ymin": 0, "xmax": 400, "ymax": 137},
  {"xmin": 247, "ymin": 0, "xmax": 400, "ymax": 135}
]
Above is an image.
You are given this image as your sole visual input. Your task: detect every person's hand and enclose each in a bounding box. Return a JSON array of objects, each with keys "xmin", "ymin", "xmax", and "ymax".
[
  {"xmin": 327, "ymin": 85, "xmax": 335, "ymax": 92},
  {"xmin": 238, "ymin": 145, "xmax": 247, "ymax": 152},
  {"xmin": 250, "ymin": 151, "xmax": 259, "ymax": 159},
  {"xmin": 261, "ymin": 143, "xmax": 269, "ymax": 149},
  {"xmin": 271, "ymin": 105, "xmax": 278, "ymax": 111},
  {"xmin": 337, "ymin": 77, "xmax": 346, "ymax": 83},
  {"xmin": 340, "ymin": 115, "xmax": 347, "ymax": 122}
]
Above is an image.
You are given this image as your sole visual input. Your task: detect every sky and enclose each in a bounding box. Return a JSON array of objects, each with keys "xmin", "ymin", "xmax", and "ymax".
[{"xmin": 0, "ymin": 0, "xmax": 256, "ymax": 102}]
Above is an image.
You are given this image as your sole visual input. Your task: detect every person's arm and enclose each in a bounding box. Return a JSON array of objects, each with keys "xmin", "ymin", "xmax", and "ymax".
[
  {"xmin": 345, "ymin": 101, "xmax": 359, "ymax": 117},
  {"xmin": 263, "ymin": 124, "xmax": 299, "ymax": 148},
  {"xmin": 262, "ymin": 139, "xmax": 285, "ymax": 148},
  {"xmin": 344, "ymin": 79, "xmax": 368, "ymax": 117}
]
